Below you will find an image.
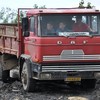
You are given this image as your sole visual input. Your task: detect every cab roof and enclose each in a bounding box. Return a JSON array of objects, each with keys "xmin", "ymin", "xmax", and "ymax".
[{"xmin": 27, "ymin": 8, "xmax": 100, "ymax": 16}]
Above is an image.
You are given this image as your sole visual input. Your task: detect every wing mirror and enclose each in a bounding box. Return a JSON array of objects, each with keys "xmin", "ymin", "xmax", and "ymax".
[{"xmin": 22, "ymin": 17, "xmax": 29, "ymax": 37}]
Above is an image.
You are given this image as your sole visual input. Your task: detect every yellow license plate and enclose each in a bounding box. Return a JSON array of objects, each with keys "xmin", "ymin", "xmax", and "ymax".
[{"xmin": 65, "ymin": 77, "xmax": 81, "ymax": 82}]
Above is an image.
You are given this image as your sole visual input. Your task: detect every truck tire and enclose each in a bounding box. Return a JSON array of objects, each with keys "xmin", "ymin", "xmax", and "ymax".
[
  {"xmin": 81, "ymin": 79, "xmax": 96, "ymax": 89},
  {"xmin": 0, "ymin": 63, "xmax": 3, "ymax": 80},
  {"xmin": 2, "ymin": 70, "xmax": 10, "ymax": 83},
  {"xmin": 0, "ymin": 62, "xmax": 10, "ymax": 83},
  {"xmin": 21, "ymin": 61, "xmax": 36, "ymax": 92}
]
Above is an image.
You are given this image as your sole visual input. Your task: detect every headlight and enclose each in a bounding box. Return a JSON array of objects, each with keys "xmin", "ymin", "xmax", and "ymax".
[{"xmin": 40, "ymin": 73, "xmax": 51, "ymax": 80}]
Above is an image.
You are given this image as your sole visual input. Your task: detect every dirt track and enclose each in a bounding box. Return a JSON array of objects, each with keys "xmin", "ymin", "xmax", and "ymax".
[{"xmin": 0, "ymin": 80, "xmax": 100, "ymax": 100}]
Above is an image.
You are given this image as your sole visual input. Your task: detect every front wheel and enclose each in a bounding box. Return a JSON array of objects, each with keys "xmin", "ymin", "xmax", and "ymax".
[{"xmin": 21, "ymin": 61, "xmax": 36, "ymax": 92}]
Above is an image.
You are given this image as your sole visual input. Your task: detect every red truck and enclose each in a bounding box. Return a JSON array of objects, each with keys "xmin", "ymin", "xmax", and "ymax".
[{"xmin": 0, "ymin": 8, "xmax": 100, "ymax": 92}]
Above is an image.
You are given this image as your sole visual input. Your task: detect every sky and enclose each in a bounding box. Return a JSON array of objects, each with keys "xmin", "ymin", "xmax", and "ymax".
[{"xmin": 0, "ymin": 0, "xmax": 100, "ymax": 10}]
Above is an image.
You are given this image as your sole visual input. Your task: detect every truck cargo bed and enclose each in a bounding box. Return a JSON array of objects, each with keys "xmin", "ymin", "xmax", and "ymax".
[{"xmin": 0, "ymin": 24, "xmax": 22, "ymax": 57}]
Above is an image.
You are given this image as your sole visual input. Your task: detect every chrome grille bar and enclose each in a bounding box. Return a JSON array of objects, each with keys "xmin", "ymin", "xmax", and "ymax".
[
  {"xmin": 42, "ymin": 65, "xmax": 100, "ymax": 72},
  {"xmin": 43, "ymin": 55, "xmax": 100, "ymax": 61}
]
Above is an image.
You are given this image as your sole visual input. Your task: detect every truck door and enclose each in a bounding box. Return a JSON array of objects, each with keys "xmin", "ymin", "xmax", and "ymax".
[{"xmin": 23, "ymin": 16, "xmax": 39, "ymax": 60}]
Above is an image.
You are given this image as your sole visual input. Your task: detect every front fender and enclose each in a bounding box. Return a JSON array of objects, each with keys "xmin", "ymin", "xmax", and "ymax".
[{"xmin": 19, "ymin": 54, "xmax": 32, "ymax": 79}]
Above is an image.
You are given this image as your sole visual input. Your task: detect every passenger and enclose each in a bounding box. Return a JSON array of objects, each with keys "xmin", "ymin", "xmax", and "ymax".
[
  {"xmin": 72, "ymin": 16, "xmax": 94, "ymax": 32},
  {"xmin": 44, "ymin": 22, "xmax": 56, "ymax": 36},
  {"xmin": 56, "ymin": 22, "xmax": 70, "ymax": 33}
]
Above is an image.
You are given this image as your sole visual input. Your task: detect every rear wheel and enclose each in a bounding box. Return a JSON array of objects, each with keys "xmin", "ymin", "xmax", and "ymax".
[
  {"xmin": 0, "ymin": 63, "xmax": 3, "ymax": 80},
  {"xmin": 2, "ymin": 70, "xmax": 10, "ymax": 83},
  {"xmin": 81, "ymin": 79, "xmax": 96, "ymax": 89},
  {"xmin": 0, "ymin": 62, "xmax": 10, "ymax": 83},
  {"xmin": 21, "ymin": 61, "xmax": 36, "ymax": 92}
]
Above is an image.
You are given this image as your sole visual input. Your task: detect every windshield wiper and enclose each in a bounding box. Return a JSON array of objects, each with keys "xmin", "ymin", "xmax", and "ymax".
[{"xmin": 74, "ymin": 34, "xmax": 92, "ymax": 37}]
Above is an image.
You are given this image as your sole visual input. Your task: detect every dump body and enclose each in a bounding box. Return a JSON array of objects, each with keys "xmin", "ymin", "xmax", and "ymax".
[
  {"xmin": 0, "ymin": 23, "xmax": 23, "ymax": 70},
  {"xmin": 0, "ymin": 24, "xmax": 19, "ymax": 56}
]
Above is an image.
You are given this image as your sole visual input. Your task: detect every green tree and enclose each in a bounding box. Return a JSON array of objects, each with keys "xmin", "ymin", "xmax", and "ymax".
[
  {"xmin": 87, "ymin": 2, "xmax": 94, "ymax": 8},
  {"xmin": 0, "ymin": 7, "xmax": 5, "ymax": 21},
  {"xmin": 0, "ymin": 4, "xmax": 46, "ymax": 24},
  {"xmin": 79, "ymin": 0, "xmax": 84, "ymax": 8},
  {"xmin": 0, "ymin": 7, "xmax": 17, "ymax": 23},
  {"xmin": 79, "ymin": 0, "xmax": 94, "ymax": 8},
  {"xmin": 33, "ymin": 4, "xmax": 46, "ymax": 9},
  {"xmin": 33, "ymin": 4, "xmax": 38, "ymax": 8}
]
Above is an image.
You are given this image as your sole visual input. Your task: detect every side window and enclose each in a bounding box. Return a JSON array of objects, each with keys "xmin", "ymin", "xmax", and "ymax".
[
  {"xmin": 92, "ymin": 16, "xmax": 97, "ymax": 32},
  {"xmin": 30, "ymin": 17, "xmax": 34, "ymax": 32},
  {"xmin": 82, "ymin": 16, "xmax": 86, "ymax": 23}
]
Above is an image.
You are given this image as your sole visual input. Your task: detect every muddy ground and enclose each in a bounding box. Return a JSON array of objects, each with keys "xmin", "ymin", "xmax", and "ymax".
[{"xmin": 0, "ymin": 79, "xmax": 100, "ymax": 100}]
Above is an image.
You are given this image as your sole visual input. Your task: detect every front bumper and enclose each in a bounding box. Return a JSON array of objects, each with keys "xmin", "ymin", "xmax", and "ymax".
[
  {"xmin": 31, "ymin": 64, "xmax": 99, "ymax": 80},
  {"xmin": 32, "ymin": 71, "xmax": 95, "ymax": 81}
]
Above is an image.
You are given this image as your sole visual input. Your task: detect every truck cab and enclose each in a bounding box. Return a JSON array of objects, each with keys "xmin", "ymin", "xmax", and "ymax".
[{"xmin": 20, "ymin": 8, "xmax": 100, "ymax": 91}]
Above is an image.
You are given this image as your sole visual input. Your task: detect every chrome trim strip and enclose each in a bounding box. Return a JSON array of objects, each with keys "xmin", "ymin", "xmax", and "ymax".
[
  {"xmin": 43, "ymin": 50, "xmax": 100, "ymax": 61},
  {"xmin": 43, "ymin": 55, "xmax": 100, "ymax": 61}
]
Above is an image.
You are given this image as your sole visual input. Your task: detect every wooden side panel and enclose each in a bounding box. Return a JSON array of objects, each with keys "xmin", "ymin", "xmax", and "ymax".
[{"xmin": 0, "ymin": 24, "xmax": 19, "ymax": 57}]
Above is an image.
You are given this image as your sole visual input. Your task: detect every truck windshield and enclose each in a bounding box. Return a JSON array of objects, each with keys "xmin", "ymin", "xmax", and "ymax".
[{"xmin": 40, "ymin": 14, "xmax": 100, "ymax": 37}]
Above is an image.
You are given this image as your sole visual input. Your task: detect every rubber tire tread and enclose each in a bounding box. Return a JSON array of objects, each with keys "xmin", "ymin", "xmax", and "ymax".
[
  {"xmin": 0, "ymin": 63, "xmax": 10, "ymax": 83},
  {"xmin": 21, "ymin": 60, "xmax": 36, "ymax": 92}
]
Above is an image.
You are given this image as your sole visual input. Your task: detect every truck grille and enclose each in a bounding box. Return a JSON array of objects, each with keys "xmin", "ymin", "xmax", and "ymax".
[
  {"xmin": 43, "ymin": 55, "xmax": 100, "ymax": 61},
  {"xmin": 42, "ymin": 65, "xmax": 100, "ymax": 72},
  {"xmin": 43, "ymin": 50, "xmax": 100, "ymax": 61}
]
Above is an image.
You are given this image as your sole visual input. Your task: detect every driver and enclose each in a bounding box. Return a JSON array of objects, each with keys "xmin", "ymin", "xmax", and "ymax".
[
  {"xmin": 56, "ymin": 22, "xmax": 70, "ymax": 33},
  {"xmin": 72, "ymin": 16, "xmax": 94, "ymax": 32},
  {"xmin": 44, "ymin": 22, "xmax": 56, "ymax": 35}
]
